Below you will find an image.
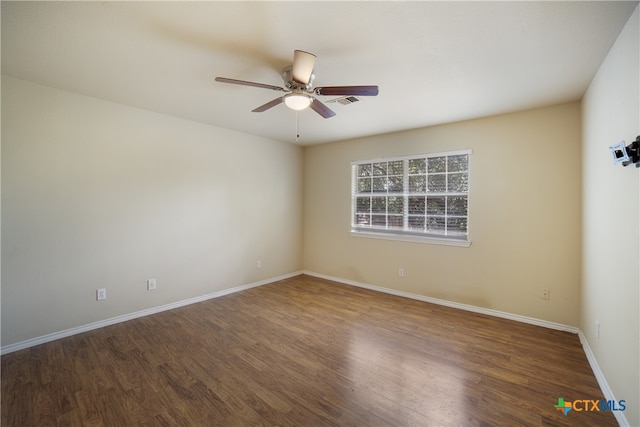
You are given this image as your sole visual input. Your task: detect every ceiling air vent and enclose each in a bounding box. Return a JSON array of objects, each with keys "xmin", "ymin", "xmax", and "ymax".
[
  {"xmin": 338, "ymin": 96, "xmax": 360, "ymax": 105},
  {"xmin": 327, "ymin": 96, "xmax": 360, "ymax": 105}
]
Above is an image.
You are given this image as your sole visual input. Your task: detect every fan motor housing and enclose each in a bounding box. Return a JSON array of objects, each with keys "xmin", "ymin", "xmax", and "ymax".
[{"xmin": 281, "ymin": 65, "xmax": 315, "ymax": 91}]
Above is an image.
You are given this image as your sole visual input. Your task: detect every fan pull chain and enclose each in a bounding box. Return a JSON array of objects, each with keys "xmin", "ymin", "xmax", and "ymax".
[{"xmin": 296, "ymin": 111, "xmax": 301, "ymax": 142}]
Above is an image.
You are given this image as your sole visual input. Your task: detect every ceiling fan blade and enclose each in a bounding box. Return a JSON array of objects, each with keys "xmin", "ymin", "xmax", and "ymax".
[
  {"xmin": 252, "ymin": 97, "xmax": 284, "ymax": 112},
  {"xmin": 292, "ymin": 50, "xmax": 317, "ymax": 85},
  {"xmin": 215, "ymin": 77, "xmax": 285, "ymax": 92},
  {"xmin": 315, "ymin": 85, "xmax": 379, "ymax": 96},
  {"xmin": 309, "ymin": 98, "xmax": 336, "ymax": 118}
]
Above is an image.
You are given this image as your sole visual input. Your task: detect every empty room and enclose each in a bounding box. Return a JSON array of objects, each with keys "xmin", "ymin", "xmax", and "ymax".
[{"xmin": 1, "ymin": 2, "xmax": 639, "ymax": 426}]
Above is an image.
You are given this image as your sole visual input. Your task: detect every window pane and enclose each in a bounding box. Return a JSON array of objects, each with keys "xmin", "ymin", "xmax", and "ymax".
[
  {"xmin": 428, "ymin": 157, "xmax": 446, "ymax": 173},
  {"xmin": 373, "ymin": 162, "xmax": 387, "ymax": 176},
  {"xmin": 408, "ymin": 196, "xmax": 425, "ymax": 214},
  {"xmin": 427, "ymin": 174, "xmax": 446, "ymax": 192},
  {"xmin": 427, "ymin": 216, "xmax": 445, "ymax": 233},
  {"xmin": 448, "ymin": 155, "xmax": 468, "ymax": 172},
  {"xmin": 389, "ymin": 161, "xmax": 404, "ymax": 175},
  {"xmin": 448, "ymin": 217, "xmax": 468, "ymax": 234},
  {"xmin": 372, "ymin": 177, "xmax": 387, "ymax": 192},
  {"xmin": 355, "ymin": 214, "xmax": 370, "ymax": 225},
  {"xmin": 408, "ymin": 175, "xmax": 426, "ymax": 192},
  {"xmin": 358, "ymin": 164, "xmax": 372, "ymax": 177},
  {"xmin": 371, "ymin": 197, "xmax": 387, "ymax": 213},
  {"xmin": 426, "ymin": 197, "xmax": 445, "ymax": 215},
  {"xmin": 448, "ymin": 173, "xmax": 468, "ymax": 192},
  {"xmin": 357, "ymin": 177, "xmax": 371, "ymax": 193},
  {"xmin": 388, "ymin": 215, "xmax": 403, "ymax": 228},
  {"xmin": 388, "ymin": 196, "xmax": 403, "ymax": 214},
  {"xmin": 371, "ymin": 214, "xmax": 387, "ymax": 226},
  {"xmin": 408, "ymin": 159, "xmax": 425, "ymax": 174},
  {"xmin": 447, "ymin": 196, "xmax": 467, "ymax": 215},
  {"xmin": 408, "ymin": 216, "xmax": 425, "ymax": 230},
  {"xmin": 356, "ymin": 197, "xmax": 371, "ymax": 213},
  {"xmin": 388, "ymin": 176, "xmax": 403, "ymax": 192}
]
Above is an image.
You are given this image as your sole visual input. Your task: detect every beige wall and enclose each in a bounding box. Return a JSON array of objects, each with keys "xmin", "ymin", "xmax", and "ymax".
[
  {"xmin": 1, "ymin": 76, "xmax": 304, "ymax": 347},
  {"xmin": 581, "ymin": 5, "xmax": 639, "ymax": 427},
  {"xmin": 303, "ymin": 103, "xmax": 582, "ymax": 326}
]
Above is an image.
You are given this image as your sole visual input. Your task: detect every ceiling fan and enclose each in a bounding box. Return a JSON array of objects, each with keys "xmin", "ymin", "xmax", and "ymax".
[{"xmin": 215, "ymin": 50, "xmax": 379, "ymax": 118}]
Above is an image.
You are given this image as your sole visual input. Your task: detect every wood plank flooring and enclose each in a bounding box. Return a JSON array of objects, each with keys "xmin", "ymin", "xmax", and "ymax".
[{"xmin": 2, "ymin": 275, "xmax": 617, "ymax": 426}]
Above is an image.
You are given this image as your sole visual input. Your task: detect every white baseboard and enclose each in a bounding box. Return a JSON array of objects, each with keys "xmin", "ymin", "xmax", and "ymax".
[
  {"xmin": 578, "ymin": 331, "xmax": 630, "ymax": 427},
  {"xmin": 303, "ymin": 270, "xmax": 580, "ymax": 333},
  {"xmin": 0, "ymin": 271, "xmax": 303, "ymax": 355}
]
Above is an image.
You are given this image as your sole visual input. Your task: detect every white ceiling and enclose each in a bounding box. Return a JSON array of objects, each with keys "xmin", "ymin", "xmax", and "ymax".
[{"xmin": 2, "ymin": 1, "xmax": 638, "ymax": 145}]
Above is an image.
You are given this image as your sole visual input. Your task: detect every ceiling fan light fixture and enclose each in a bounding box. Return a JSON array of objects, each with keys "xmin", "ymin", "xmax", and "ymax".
[
  {"xmin": 215, "ymin": 49, "xmax": 377, "ymax": 119},
  {"xmin": 284, "ymin": 93, "xmax": 312, "ymax": 111}
]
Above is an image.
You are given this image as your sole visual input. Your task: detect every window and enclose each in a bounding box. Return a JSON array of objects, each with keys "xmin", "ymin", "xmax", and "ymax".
[{"xmin": 351, "ymin": 150, "xmax": 470, "ymax": 245}]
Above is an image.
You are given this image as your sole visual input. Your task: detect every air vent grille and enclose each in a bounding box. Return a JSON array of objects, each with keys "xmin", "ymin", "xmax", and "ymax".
[{"xmin": 337, "ymin": 96, "xmax": 360, "ymax": 105}]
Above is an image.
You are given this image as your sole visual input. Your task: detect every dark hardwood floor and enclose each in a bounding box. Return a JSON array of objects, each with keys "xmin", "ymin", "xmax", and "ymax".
[{"xmin": 2, "ymin": 275, "xmax": 617, "ymax": 426}]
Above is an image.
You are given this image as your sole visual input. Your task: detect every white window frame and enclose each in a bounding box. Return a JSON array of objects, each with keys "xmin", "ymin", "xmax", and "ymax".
[{"xmin": 350, "ymin": 149, "xmax": 471, "ymax": 247}]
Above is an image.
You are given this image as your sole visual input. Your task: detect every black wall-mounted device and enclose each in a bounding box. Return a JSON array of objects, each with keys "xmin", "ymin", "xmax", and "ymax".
[{"xmin": 609, "ymin": 135, "xmax": 640, "ymax": 167}]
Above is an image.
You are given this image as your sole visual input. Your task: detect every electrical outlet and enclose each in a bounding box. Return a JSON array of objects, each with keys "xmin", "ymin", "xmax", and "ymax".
[
  {"xmin": 541, "ymin": 289, "xmax": 550, "ymax": 300},
  {"xmin": 147, "ymin": 279, "xmax": 157, "ymax": 291},
  {"xmin": 595, "ymin": 321, "xmax": 600, "ymax": 339},
  {"xmin": 257, "ymin": 260, "xmax": 262, "ymax": 269},
  {"xmin": 96, "ymin": 288, "xmax": 107, "ymax": 301},
  {"xmin": 398, "ymin": 268, "xmax": 405, "ymax": 278}
]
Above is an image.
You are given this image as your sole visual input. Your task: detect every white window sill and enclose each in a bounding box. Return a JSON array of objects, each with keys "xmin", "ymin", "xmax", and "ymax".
[{"xmin": 350, "ymin": 230, "xmax": 471, "ymax": 247}]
